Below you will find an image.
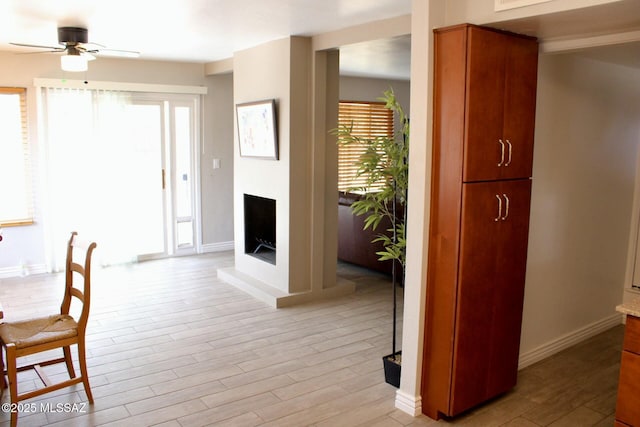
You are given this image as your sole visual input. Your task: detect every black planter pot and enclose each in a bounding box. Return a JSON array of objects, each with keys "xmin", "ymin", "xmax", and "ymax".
[{"xmin": 383, "ymin": 351, "xmax": 402, "ymax": 388}]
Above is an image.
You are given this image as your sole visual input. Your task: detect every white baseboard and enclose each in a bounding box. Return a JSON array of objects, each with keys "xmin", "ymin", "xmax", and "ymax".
[
  {"xmin": 395, "ymin": 389, "xmax": 422, "ymax": 416},
  {"xmin": 518, "ymin": 312, "xmax": 624, "ymax": 369},
  {"xmin": 0, "ymin": 244, "xmax": 234, "ymax": 278},
  {"xmin": 201, "ymin": 241, "xmax": 234, "ymax": 253},
  {"xmin": 395, "ymin": 313, "xmax": 624, "ymax": 418},
  {"xmin": 0, "ymin": 264, "xmax": 48, "ymax": 279}
]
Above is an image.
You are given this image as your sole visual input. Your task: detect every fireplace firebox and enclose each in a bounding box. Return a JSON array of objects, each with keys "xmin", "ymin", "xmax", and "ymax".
[{"xmin": 244, "ymin": 194, "xmax": 276, "ymax": 265}]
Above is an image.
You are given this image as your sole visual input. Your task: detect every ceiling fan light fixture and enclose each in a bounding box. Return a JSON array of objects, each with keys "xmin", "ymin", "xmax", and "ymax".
[{"xmin": 61, "ymin": 53, "xmax": 88, "ymax": 72}]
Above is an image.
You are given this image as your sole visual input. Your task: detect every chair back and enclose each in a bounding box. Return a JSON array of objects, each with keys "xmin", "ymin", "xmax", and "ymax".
[{"xmin": 60, "ymin": 232, "xmax": 97, "ymax": 331}]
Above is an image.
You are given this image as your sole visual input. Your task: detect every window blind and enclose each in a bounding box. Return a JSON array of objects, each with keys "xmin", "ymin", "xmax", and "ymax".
[
  {"xmin": 0, "ymin": 87, "xmax": 33, "ymax": 226},
  {"xmin": 337, "ymin": 101, "xmax": 393, "ymax": 193}
]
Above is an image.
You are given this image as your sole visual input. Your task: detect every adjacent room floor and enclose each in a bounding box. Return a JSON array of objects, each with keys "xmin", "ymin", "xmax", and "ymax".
[{"xmin": 0, "ymin": 253, "xmax": 623, "ymax": 426}]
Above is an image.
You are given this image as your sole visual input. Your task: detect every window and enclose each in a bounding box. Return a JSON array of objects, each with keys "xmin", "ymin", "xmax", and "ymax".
[
  {"xmin": 337, "ymin": 101, "xmax": 393, "ymax": 193},
  {"xmin": 0, "ymin": 87, "xmax": 33, "ymax": 226}
]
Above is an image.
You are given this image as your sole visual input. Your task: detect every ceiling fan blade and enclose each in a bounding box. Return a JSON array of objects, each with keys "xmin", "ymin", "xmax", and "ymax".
[
  {"xmin": 94, "ymin": 48, "xmax": 140, "ymax": 58},
  {"xmin": 10, "ymin": 42, "xmax": 63, "ymax": 50},
  {"xmin": 82, "ymin": 42, "xmax": 105, "ymax": 50},
  {"xmin": 15, "ymin": 49, "xmax": 65, "ymax": 55}
]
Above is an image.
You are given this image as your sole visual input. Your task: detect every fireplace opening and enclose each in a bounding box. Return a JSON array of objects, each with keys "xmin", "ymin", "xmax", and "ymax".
[{"xmin": 244, "ymin": 194, "xmax": 276, "ymax": 265}]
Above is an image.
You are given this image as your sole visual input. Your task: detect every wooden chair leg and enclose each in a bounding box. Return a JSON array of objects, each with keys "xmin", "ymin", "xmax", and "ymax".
[
  {"xmin": 0, "ymin": 344, "xmax": 6, "ymax": 390},
  {"xmin": 63, "ymin": 345, "xmax": 76, "ymax": 378},
  {"xmin": 6, "ymin": 345, "xmax": 18, "ymax": 427},
  {"xmin": 77, "ymin": 340, "xmax": 93, "ymax": 403}
]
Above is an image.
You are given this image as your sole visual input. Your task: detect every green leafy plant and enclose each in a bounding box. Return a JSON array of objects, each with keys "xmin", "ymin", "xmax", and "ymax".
[
  {"xmin": 335, "ymin": 88, "xmax": 409, "ymax": 269},
  {"xmin": 335, "ymin": 88, "xmax": 409, "ymax": 375}
]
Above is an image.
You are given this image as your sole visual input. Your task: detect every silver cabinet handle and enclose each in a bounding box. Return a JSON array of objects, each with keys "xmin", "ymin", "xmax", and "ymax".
[
  {"xmin": 505, "ymin": 140, "xmax": 512, "ymax": 166},
  {"xmin": 498, "ymin": 139, "xmax": 505, "ymax": 167},
  {"xmin": 494, "ymin": 194, "xmax": 510, "ymax": 221},
  {"xmin": 501, "ymin": 194, "xmax": 510, "ymax": 220}
]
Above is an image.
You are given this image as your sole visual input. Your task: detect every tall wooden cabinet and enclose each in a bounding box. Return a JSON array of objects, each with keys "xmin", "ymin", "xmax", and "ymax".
[{"xmin": 422, "ymin": 24, "xmax": 538, "ymax": 419}]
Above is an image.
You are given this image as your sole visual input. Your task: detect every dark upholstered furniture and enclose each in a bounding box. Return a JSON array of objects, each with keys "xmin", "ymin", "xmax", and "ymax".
[{"xmin": 337, "ymin": 192, "xmax": 393, "ymax": 275}]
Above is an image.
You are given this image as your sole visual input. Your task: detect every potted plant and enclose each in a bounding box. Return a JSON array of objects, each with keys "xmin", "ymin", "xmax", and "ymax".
[{"xmin": 335, "ymin": 88, "xmax": 409, "ymax": 388}]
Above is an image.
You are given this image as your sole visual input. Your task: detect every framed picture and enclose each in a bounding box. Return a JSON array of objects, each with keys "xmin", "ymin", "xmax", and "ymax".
[{"xmin": 236, "ymin": 99, "xmax": 278, "ymax": 160}]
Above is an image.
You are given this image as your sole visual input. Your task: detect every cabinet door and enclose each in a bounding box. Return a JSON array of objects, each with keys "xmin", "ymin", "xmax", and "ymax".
[
  {"xmin": 463, "ymin": 26, "xmax": 506, "ymax": 183},
  {"xmin": 623, "ymin": 315, "xmax": 640, "ymax": 354},
  {"xmin": 463, "ymin": 26, "xmax": 537, "ymax": 182},
  {"xmin": 502, "ymin": 35, "xmax": 538, "ymax": 180},
  {"xmin": 616, "ymin": 350, "xmax": 640, "ymax": 425},
  {"xmin": 449, "ymin": 178, "xmax": 532, "ymax": 415}
]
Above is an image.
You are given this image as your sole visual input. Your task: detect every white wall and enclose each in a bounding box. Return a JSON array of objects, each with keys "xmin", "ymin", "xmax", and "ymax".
[
  {"xmin": 397, "ymin": 0, "xmax": 446, "ymax": 415},
  {"xmin": 521, "ymin": 52, "xmax": 640, "ymax": 356}
]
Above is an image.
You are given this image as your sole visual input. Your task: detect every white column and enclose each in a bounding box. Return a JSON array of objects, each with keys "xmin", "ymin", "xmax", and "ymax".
[{"xmin": 396, "ymin": 0, "xmax": 447, "ymax": 416}]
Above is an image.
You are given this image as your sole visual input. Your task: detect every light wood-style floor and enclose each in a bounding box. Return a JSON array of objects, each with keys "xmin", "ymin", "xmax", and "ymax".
[{"xmin": 0, "ymin": 252, "xmax": 623, "ymax": 426}]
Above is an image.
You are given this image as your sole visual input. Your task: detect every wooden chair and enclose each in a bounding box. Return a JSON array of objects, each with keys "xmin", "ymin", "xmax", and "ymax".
[{"xmin": 0, "ymin": 232, "xmax": 96, "ymax": 426}]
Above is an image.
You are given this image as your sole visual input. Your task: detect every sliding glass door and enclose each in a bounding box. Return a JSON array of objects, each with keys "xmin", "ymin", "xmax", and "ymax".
[
  {"xmin": 124, "ymin": 95, "xmax": 199, "ymax": 260},
  {"xmin": 42, "ymin": 88, "xmax": 200, "ymax": 269},
  {"xmin": 125, "ymin": 100, "xmax": 167, "ymax": 258}
]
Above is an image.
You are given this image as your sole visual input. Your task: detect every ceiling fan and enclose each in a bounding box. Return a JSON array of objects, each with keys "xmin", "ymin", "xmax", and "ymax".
[{"xmin": 11, "ymin": 27, "xmax": 140, "ymax": 72}]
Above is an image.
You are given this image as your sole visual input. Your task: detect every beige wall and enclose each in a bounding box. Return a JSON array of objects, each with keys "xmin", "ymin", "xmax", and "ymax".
[
  {"xmin": 232, "ymin": 36, "xmax": 312, "ymax": 293},
  {"xmin": 288, "ymin": 37, "xmax": 313, "ymax": 293},
  {"xmin": 339, "ymin": 76, "xmax": 410, "ymax": 114},
  {"xmin": 316, "ymin": 50, "xmax": 341, "ymax": 293},
  {"xmin": 522, "ymin": 52, "xmax": 640, "ymax": 355},
  {"xmin": 336, "ymin": 75, "xmax": 412, "ymax": 165},
  {"xmin": 0, "ymin": 50, "xmax": 246, "ymax": 276},
  {"xmin": 201, "ymin": 73, "xmax": 235, "ymax": 247}
]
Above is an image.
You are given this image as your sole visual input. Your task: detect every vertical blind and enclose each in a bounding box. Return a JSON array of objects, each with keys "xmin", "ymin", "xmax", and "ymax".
[
  {"xmin": 0, "ymin": 87, "xmax": 33, "ymax": 225},
  {"xmin": 337, "ymin": 101, "xmax": 393, "ymax": 193}
]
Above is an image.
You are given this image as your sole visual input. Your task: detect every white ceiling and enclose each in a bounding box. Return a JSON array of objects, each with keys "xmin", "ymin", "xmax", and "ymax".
[
  {"xmin": 486, "ymin": 0, "xmax": 640, "ymax": 70},
  {"xmin": 575, "ymin": 41, "xmax": 640, "ymax": 70},
  {"xmin": 1, "ymin": 0, "xmax": 639, "ymax": 81},
  {"xmin": 0, "ymin": 0, "xmax": 411, "ymax": 63},
  {"xmin": 339, "ymin": 35, "xmax": 411, "ymax": 80}
]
